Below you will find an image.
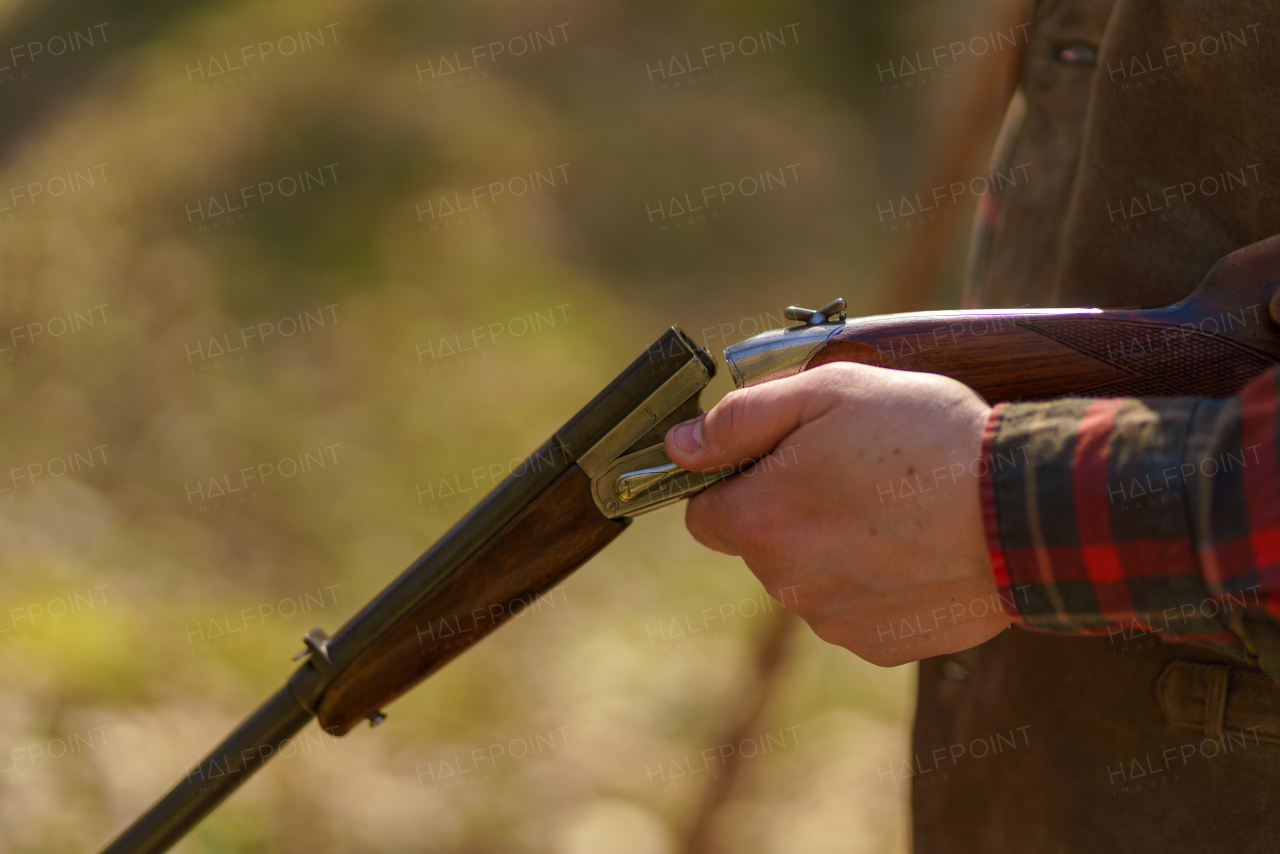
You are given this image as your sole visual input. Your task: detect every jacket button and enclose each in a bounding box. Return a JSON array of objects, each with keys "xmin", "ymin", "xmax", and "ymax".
[
  {"xmin": 941, "ymin": 659, "xmax": 972, "ymax": 682},
  {"xmin": 1056, "ymin": 42, "xmax": 1098, "ymax": 66}
]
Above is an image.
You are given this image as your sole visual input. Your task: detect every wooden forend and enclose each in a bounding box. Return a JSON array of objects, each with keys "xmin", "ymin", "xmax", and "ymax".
[{"xmin": 318, "ymin": 465, "xmax": 627, "ymax": 735}]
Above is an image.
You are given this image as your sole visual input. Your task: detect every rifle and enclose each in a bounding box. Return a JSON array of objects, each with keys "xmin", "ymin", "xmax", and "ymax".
[{"xmin": 100, "ymin": 237, "xmax": 1280, "ymax": 852}]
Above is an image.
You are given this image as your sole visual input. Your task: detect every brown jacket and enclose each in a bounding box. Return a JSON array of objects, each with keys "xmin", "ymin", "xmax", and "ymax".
[{"xmin": 914, "ymin": 1, "xmax": 1280, "ymax": 851}]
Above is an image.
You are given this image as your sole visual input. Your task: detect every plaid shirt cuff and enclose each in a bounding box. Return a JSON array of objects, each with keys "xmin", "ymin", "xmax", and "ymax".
[{"xmin": 979, "ymin": 369, "xmax": 1280, "ymax": 645}]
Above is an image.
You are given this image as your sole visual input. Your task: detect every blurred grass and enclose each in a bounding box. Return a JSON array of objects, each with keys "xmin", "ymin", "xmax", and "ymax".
[{"xmin": 0, "ymin": 0, "xmax": 997, "ymax": 850}]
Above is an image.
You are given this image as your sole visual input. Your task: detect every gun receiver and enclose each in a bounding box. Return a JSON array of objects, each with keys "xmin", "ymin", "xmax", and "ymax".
[{"xmin": 100, "ymin": 236, "xmax": 1280, "ymax": 853}]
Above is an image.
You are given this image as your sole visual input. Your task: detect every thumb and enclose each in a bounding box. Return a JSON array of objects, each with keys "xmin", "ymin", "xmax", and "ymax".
[{"xmin": 664, "ymin": 373, "xmax": 831, "ymax": 473}]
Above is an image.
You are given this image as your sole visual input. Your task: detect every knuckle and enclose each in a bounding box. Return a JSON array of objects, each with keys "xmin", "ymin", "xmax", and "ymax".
[
  {"xmin": 738, "ymin": 539, "xmax": 788, "ymax": 573},
  {"xmin": 684, "ymin": 492, "xmax": 735, "ymax": 554},
  {"xmin": 729, "ymin": 500, "xmax": 783, "ymax": 553},
  {"xmin": 804, "ymin": 361, "xmax": 866, "ymax": 392},
  {"xmin": 804, "ymin": 614, "xmax": 847, "ymax": 648},
  {"xmin": 705, "ymin": 388, "xmax": 754, "ymax": 451},
  {"xmin": 808, "ymin": 360, "xmax": 860, "ymax": 381},
  {"xmin": 684, "ymin": 491, "xmax": 716, "ymax": 535},
  {"xmin": 782, "ymin": 583, "xmax": 820, "ymax": 614}
]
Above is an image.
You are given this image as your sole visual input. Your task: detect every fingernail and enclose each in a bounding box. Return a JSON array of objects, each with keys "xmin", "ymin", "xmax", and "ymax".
[{"xmin": 673, "ymin": 418, "xmax": 703, "ymax": 454}]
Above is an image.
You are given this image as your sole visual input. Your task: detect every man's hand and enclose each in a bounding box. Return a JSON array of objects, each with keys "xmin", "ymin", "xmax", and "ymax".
[{"xmin": 664, "ymin": 362, "xmax": 1011, "ymax": 666}]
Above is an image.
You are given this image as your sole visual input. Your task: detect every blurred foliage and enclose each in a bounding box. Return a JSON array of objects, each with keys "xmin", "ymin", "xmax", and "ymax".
[{"xmin": 0, "ymin": 0, "xmax": 998, "ymax": 851}]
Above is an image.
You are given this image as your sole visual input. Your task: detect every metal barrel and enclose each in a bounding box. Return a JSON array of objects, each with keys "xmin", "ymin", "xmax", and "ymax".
[
  {"xmin": 96, "ymin": 327, "xmax": 711, "ymax": 852},
  {"xmin": 99, "ymin": 686, "xmax": 314, "ymax": 854}
]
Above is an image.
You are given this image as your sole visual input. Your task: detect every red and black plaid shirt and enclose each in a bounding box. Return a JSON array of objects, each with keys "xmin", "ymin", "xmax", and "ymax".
[{"xmin": 981, "ymin": 364, "xmax": 1280, "ymax": 650}]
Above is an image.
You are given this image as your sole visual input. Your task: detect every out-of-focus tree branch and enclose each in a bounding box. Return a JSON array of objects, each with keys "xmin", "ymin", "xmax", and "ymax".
[{"xmin": 676, "ymin": 3, "xmax": 1027, "ymax": 851}]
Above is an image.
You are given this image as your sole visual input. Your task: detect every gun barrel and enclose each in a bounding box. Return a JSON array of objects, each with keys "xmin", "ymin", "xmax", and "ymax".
[
  {"xmin": 98, "ymin": 327, "xmax": 715, "ymax": 853},
  {"xmin": 100, "ymin": 687, "xmax": 314, "ymax": 854}
]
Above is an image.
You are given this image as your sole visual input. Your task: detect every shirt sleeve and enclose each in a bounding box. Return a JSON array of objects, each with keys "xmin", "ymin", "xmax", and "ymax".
[{"xmin": 982, "ymin": 364, "xmax": 1280, "ymax": 650}]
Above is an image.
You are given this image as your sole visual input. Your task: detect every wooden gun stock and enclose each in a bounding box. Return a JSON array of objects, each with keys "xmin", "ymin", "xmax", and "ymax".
[{"xmin": 803, "ymin": 236, "xmax": 1280, "ymax": 401}]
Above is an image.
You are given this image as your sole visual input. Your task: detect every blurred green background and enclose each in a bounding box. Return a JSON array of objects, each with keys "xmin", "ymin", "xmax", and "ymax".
[{"xmin": 0, "ymin": 0, "xmax": 1014, "ymax": 850}]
